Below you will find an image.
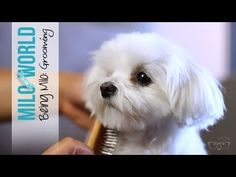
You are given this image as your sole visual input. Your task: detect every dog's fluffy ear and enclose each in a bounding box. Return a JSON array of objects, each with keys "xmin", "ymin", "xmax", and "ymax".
[{"xmin": 167, "ymin": 50, "xmax": 226, "ymax": 129}]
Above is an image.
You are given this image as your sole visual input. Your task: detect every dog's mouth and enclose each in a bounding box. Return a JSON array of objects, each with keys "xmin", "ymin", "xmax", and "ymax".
[
  {"xmin": 104, "ymin": 100, "xmax": 116, "ymax": 109},
  {"xmin": 102, "ymin": 99, "xmax": 143, "ymax": 126},
  {"xmin": 102, "ymin": 98, "xmax": 119, "ymax": 111}
]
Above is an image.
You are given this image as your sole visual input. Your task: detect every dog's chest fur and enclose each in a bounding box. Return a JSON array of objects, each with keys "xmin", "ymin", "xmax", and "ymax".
[{"xmin": 112, "ymin": 122, "xmax": 207, "ymax": 154}]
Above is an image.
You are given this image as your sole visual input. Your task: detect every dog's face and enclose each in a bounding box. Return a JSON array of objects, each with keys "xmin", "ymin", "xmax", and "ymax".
[{"xmin": 85, "ymin": 33, "xmax": 225, "ymax": 131}]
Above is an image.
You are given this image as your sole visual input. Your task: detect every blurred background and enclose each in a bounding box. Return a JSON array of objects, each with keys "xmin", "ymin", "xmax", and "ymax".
[{"xmin": 0, "ymin": 22, "xmax": 235, "ymax": 154}]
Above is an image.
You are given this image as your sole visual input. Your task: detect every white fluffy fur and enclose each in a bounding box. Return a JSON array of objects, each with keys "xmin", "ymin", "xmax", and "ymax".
[{"xmin": 84, "ymin": 33, "xmax": 225, "ymax": 154}]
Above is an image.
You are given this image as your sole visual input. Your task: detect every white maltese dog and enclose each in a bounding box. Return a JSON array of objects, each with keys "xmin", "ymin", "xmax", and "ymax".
[{"xmin": 84, "ymin": 33, "xmax": 225, "ymax": 154}]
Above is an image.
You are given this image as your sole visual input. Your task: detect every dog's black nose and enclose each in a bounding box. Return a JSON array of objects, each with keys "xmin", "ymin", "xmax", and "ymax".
[{"xmin": 100, "ymin": 82, "xmax": 117, "ymax": 98}]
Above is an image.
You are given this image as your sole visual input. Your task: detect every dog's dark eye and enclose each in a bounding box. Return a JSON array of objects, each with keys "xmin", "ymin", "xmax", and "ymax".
[{"xmin": 136, "ymin": 72, "xmax": 152, "ymax": 86}]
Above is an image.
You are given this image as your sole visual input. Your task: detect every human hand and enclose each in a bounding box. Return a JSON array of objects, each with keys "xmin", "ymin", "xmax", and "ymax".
[
  {"xmin": 59, "ymin": 72, "xmax": 94, "ymax": 129},
  {"xmin": 43, "ymin": 137, "xmax": 94, "ymax": 155},
  {"xmin": 0, "ymin": 69, "xmax": 11, "ymax": 121}
]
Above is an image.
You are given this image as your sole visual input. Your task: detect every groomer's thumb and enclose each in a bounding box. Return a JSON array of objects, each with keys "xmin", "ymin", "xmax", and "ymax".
[
  {"xmin": 43, "ymin": 137, "xmax": 94, "ymax": 155},
  {"xmin": 73, "ymin": 139, "xmax": 94, "ymax": 155}
]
